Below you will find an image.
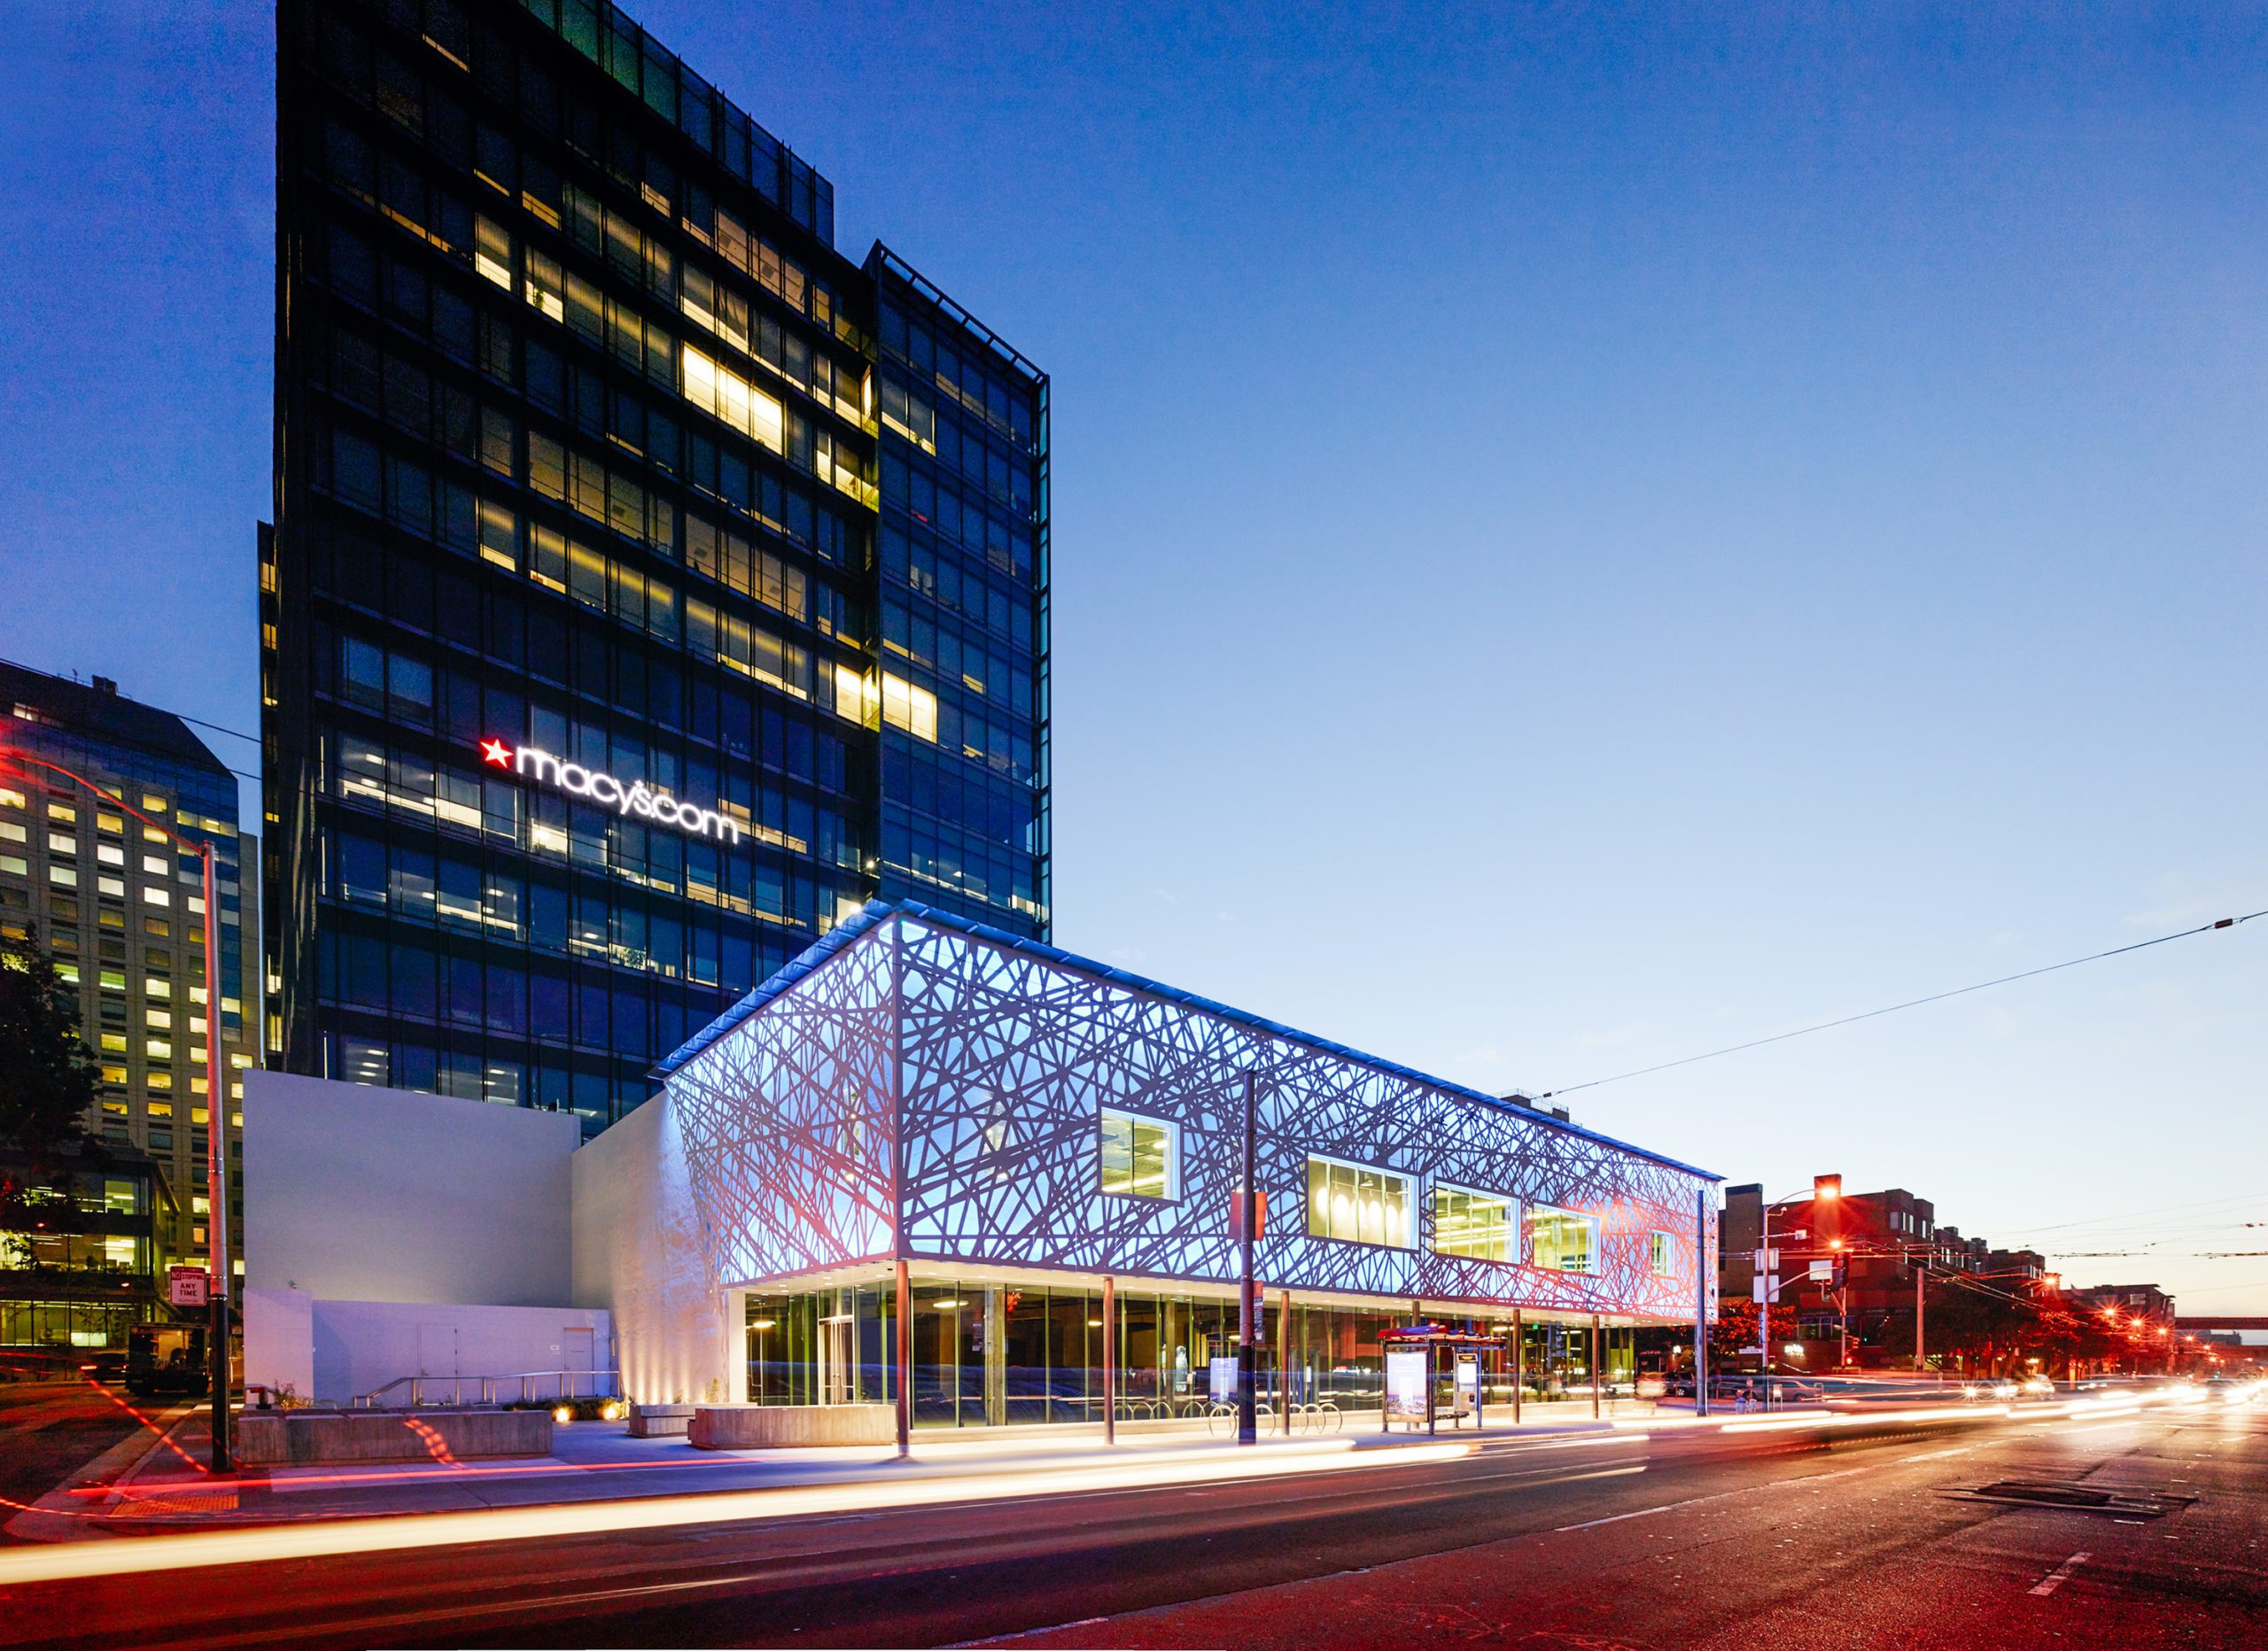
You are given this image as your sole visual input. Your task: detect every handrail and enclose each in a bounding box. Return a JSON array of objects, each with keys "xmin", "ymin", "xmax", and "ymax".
[{"xmin": 351, "ymin": 1368, "xmax": 621, "ymax": 1409}]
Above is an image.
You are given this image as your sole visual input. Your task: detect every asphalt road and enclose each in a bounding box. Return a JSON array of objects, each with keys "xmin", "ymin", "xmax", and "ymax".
[
  {"xmin": 0, "ymin": 1381, "xmax": 147, "ymax": 1544},
  {"xmin": 7, "ymin": 1399, "xmax": 2264, "ymax": 1649}
]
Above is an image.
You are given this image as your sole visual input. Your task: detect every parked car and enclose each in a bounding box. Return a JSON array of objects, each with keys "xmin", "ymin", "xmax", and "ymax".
[{"xmin": 79, "ymin": 1350, "xmax": 128, "ymax": 1384}]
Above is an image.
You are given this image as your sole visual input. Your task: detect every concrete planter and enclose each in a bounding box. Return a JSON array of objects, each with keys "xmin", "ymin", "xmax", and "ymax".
[
  {"xmin": 235, "ymin": 1407, "xmax": 555, "ymax": 1465},
  {"xmin": 627, "ymin": 1403, "xmax": 696, "ymax": 1438},
  {"xmin": 688, "ymin": 1403, "xmax": 896, "ymax": 1449}
]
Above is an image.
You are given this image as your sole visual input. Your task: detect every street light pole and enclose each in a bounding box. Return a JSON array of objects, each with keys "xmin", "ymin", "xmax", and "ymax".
[
  {"xmin": 1915, "ymin": 1255, "xmax": 1927, "ymax": 1376},
  {"xmin": 1236, "ymin": 1066, "xmax": 1258, "ymax": 1447},
  {"xmin": 0, "ymin": 754, "xmax": 230, "ymax": 1466}
]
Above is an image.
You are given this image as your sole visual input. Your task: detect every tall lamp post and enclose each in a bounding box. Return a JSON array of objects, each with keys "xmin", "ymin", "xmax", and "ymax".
[
  {"xmin": 1754, "ymin": 1175, "xmax": 1839, "ymax": 1412},
  {"xmin": 1235, "ymin": 1066, "xmax": 1259, "ymax": 1447},
  {"xmin": 0, "ymin": 753, "xmax": 231, "ymax": 1465}
]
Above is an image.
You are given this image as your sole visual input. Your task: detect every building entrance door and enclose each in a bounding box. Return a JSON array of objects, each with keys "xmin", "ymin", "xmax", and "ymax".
[{"xmin": 820, "ymin": 1315, "xmax": 854, "ymax": 1405}]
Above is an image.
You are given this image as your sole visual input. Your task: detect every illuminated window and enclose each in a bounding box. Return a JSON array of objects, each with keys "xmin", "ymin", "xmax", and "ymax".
[
  {"xmin": 146, "ymin": 1039, "xmax": 171, "ymax": 1060},
  {"xmin": 141, "ymin": 795, "xmax": 164, "ymax": 814},
  {"xmin": 1099, "ymin": 1110, "xmax": 1175, "ymax": 1200},
  {"xmin": 879, "ymin": 674, "xmax": 937, "ymax": 742},
  {"xmin": 0, "ymin": 822, "xmax": 21, "ymax": 843},
  {"xmin": 49, "ymin": 833, "xmax": 77, "ymax": 857},
  {"xmin": 833, "ymin": 664, "xmax": 871, "ymax": 726},
  {"xmin": 1305, "ymin": 1156, "xmax": 1413, "ymax": 1248},
  {"xmin": 1432, "ymin": 1185, "xmax": 1515, "ymax": 1262},
  {"xmin": 141, "ymin": 854, "xmax": 167, "ymax": 876},
  {"xmin": 0, "ymin": 787, "xmax": 24, "ymax": 810},
  {"xmin": 680, "ymin": 344, "xmax": 783, "ymax": 453},
  {"xmin": 97, "ymin": 843, "xmax": 123, "ymax": 866},
  {"xmin": 99, "ymin": 1033, "xmax": 127, "ymax": 1054},
  {"xmin": 48, "ymin": 802, "xmax": 76, "ymax": 825},
  {"xmin": 142, "ymin": 887, "xmax": 170, "ymax": 908},
  {"xmin": 1650, "ymin": 1230, "xmax": 1677, "ymax": 1277},
  {"xmin": 1528, "ymin": 1205, "xmax": 1598, "ymax": 1275}
]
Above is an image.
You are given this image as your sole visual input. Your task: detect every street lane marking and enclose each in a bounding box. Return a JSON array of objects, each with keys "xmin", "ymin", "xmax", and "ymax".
[
  {"xmin": 1557, "ymin": 1494, "xmax": 1712, "ymax": 1531},
  {"xmin": 1551, "ymin": 1463, "xmax": 1868, "ymax": 1533},
  {"xmin": 2030, "ymin": 1550, "xmax": 2090, "ymax": 1596},
  {"xmin": 1904, "ymin": 1446, "xmax": 1976, "ymax": 1462}
]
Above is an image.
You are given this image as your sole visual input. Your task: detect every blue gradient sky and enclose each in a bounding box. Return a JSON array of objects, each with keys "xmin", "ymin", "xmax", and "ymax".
[{"xmin": 4, "ymin": 4, "xmax": 2264, "ymax": 1314}]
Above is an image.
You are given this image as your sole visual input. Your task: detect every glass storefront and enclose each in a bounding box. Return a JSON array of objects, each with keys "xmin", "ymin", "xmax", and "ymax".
[{"xmin": 744, "ymin": 1279, "xmax": 1464, "ymax": 1428}]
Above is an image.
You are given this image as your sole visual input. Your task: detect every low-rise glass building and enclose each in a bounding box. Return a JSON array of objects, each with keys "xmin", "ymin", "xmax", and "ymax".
[{"xmin": 576, "ymin": 901, "xmax": 1718, "ymax": 1429}]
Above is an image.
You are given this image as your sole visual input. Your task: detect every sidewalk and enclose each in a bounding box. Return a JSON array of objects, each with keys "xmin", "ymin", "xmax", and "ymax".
[{"xmin": 12, "ymin": 1399, "xmax": 1673, "ymax": 1539}]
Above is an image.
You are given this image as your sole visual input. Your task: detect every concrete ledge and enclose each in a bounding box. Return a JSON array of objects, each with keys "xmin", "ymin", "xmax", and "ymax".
[
  {"xmin": 689, "ymin": 1403, "xmax": 896, "ymax": 1449},
  {"xmin": 628, "ymin": 1403, "xmax": 695, "ymax": 1438},
  {"xmin": 235, "ymin": 1407, "xmax": 555, "ymax": 1465}
]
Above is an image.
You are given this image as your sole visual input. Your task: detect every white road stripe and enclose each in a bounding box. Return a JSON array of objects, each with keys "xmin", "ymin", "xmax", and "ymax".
[{"xmin": 2030, "ymin": 1551, "xmax": 2090, "ymax": 1596}]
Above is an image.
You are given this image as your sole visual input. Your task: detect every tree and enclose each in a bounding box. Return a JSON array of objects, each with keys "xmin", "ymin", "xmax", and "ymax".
[
  {"xmin": 1709, "ymin": 1298, "xmax": 1798, "ymax": 1365},
  {"xmin": 0, "ymin": 934, "xmax": 97, "ymax": 1162}
]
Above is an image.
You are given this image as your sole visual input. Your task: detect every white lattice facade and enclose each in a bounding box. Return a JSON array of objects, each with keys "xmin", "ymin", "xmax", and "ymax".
[{"xmin": 661, "ymin": 904, "xmax": 1717, "ymax": 1323}]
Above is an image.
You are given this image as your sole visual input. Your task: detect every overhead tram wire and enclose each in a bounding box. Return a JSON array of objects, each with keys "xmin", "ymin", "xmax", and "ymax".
[{"xmin": 1534, "ymin": 908, "xmax": 2266, "ymax": 1101}]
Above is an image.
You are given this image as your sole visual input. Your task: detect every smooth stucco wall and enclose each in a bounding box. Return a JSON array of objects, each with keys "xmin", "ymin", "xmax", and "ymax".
[
  {"xmin": 571, "ymin": 1089, "xmax": 739, "ymax": 1407},
  {"xmin": 242, "ymin": 1071, "xmax": 580, "ymax": 1306},
  {"xmin": 244, "ymin": 1294, "xmax": 612, "ymax": 1406}
]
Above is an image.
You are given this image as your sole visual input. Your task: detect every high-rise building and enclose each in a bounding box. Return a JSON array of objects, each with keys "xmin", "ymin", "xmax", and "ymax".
[
  {"xmin": 266, "ymin": 0, "xmax": 1051, "ymax": 1131},
  {"xmin": 0, "ymin": 663, "xmax": 258, "ymax": 1348}
]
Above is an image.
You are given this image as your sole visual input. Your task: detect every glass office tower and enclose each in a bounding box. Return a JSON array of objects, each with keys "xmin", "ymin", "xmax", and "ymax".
[{"xmin": 266, "ymin": 0, "xmax": 1050, "ymax": 1133}]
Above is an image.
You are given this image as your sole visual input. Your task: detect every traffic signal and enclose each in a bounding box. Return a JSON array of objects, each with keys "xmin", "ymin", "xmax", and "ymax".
[{"xmin": 1830, "ymin": 1255, "xmax": 1848, "ymax": 1291}]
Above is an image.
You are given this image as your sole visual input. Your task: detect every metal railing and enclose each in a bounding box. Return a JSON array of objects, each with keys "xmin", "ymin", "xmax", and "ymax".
[{"xmin": 352, "ymin": 1368, "xmax": 621, "ymax": 1409}]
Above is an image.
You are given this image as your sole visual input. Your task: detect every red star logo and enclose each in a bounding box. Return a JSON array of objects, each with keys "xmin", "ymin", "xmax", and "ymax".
[{"xmin": 478, "ymin": 738, "xmax": 514, "ymax": 769}]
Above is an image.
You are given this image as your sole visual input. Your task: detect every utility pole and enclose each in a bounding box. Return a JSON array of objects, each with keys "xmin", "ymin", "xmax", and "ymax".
[
  {"xmin": 1915, "ymin": 1257, "xmax": 1927, "ymax": 1376},
  {"xmin": 1693, "ymin": 1188, "xmax": 1710, "ymax": 1418},
  {"xmin": 1236, "ymin": 1066, "xmax": 1258, "ymax": 1446},
  {"xmin": 202, "ymin": 847, "xmax": 228, "ymax": 1469}
]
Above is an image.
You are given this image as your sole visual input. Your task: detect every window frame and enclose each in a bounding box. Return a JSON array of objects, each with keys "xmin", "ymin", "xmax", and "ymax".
[
  {"xmin": 1648, "ymin": 1229, "xmax": 1678, "ymax": 1278},
  {"xmin": 1303, "ymin": 1152, "xmax": 1416, "ymax": 1251},
  {"xmin": 1527, "ymin": 1203, "xmax": 1600, "ymax": 1275},
  {"xmin": 1097, "ymin": 1106, "xmax": 1177, "ymax": 1203},
  {"xmin": 1430, "ymin": 1181, "xmax": 1518, "ymax": 1264}
]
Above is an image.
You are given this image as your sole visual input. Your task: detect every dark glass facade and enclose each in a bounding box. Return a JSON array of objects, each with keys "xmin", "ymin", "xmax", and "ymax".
[{"xmin": 267, "ymin": 0, "xmax": 1050, "ymax": 1132}]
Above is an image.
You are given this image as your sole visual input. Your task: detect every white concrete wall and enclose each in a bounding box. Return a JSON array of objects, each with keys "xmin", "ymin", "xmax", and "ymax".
[
  {"xmin": 242, "ymin": 1071, "xmax": 580, "ymax": 1306},
  {"xmin": 242, "ymin": 1287, "xmax": 314, "ymax": 1402},
  {"xmin": 245, "ymin": 1296, "xmax": 614, "ymax": 1406},
  {"xmin": 571, "ymin": 1089, "xmax": 737, "ymax": 1406},
  {"xmin": 307, "ymin": 1300, "xmax": 614, "ymax": 1406}
]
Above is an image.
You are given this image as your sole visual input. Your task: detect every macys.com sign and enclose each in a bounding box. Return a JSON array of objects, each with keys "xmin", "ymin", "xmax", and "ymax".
[{"xmin": 478, "ymin": 738, "xmax": 742, "ymax": 845}]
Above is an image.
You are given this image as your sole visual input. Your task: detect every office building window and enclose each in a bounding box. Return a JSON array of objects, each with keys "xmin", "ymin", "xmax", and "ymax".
[
  {"xmin": 1305, "ymin": 1156, "xmax": 1412, "ymax": 1249},
  {"xmin": 1528, "ymin": 1205, "xmax": 1597, "ymax": 1274},
  {"xmin": 1432, "ymin": 1184, "xmax": 1514, "ymax": 1262},
  {"xmin": 1650, "ymin": 1230, "xmax": 1676, "ymax": 1277},
  {"xmin": 1098, "ymin": 1109, "xmax": 1174, "ymax": 1200}
]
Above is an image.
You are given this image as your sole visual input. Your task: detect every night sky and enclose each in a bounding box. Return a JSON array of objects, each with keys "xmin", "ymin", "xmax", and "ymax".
[{"xmin": 4, "ymin": 2, "xmax": 2264, "ymax": 1311}]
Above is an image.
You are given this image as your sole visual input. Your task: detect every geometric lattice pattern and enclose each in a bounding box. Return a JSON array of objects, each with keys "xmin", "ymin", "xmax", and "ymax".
[
  {"xmin": 897, "ymin": 920, "xmax": 1712, "ymax": 1320},
  {"xmin": 668, "ymin": 931, "xmax": 897, "ymax": 1288},
  {"xmin": 665, "ymin": 905, "xmax": 1717, "ymax": 1322}
]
